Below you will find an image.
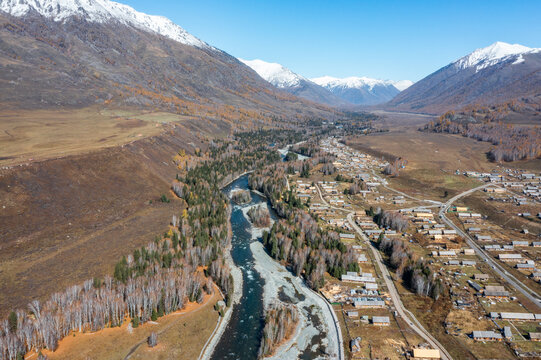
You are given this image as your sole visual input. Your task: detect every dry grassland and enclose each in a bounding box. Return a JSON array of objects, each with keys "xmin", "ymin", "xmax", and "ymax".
[{"xmin": 0, "ymin": 107, "xmax": 195, "ymax": 166}]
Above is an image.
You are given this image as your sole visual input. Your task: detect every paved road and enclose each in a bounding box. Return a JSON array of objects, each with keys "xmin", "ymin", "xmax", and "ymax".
[
  {"xmin": 438, "ymin": 184, "xmax": 541, "ymax": 309},
  {"xmin": 315, "ymin": 184, "xmax": 452, "ymax": 359}
]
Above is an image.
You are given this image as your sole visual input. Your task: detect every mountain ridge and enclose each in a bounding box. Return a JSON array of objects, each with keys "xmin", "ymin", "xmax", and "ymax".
[
  {"xmin": 453, "ymin": 41, "xmax": 540, "ymax": 71},
  {"xmin": 312, "ymin": 75, "xmax": 409, "ymax": 106},
  {"xmin": 385, "ymin": 41, "xmax": 541, "ymax": 114},
  {"xmin": 0, "ymin": 0, "xmax": 210, "ymax": 48},
  {"xmin": 239, "ymin": 58, "xmax": 349, "ymax": 107}
]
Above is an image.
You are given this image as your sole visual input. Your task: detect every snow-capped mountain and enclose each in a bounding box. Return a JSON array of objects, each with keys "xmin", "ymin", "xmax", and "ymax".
[
  {"xmin": 240, "ymin": 59, "xmax": 348, "ymax": 106},
  {"xmin": 239, "ymin": 59, "xmax": 304, "ymax": 88},
  {"xmin": 0, "ymin": 0, "xmax": 209, "ymax": 48},
  {"xmin": 386, "ymin": 41, "xmax": 541, "ymax": 114},
  {"xmin": 453, "ymin": 41, "xmax": 540, "ymax": 72},
  {"xmin": 311, "ymin": 76, "xmax": 411, "ymax": 105},
  {"xmin": 312, "ymin": 76, "xmax": 412, "ymax": 91}
]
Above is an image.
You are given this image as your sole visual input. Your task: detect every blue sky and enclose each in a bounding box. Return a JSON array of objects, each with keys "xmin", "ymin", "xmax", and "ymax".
[{"xmin": 123, "ymin": 0, "xmax": 541, "ymax": 81}]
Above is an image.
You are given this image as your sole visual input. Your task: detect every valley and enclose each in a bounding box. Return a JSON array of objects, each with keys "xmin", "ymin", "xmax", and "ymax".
[{"xmin": 0, "ymin": 1, "xmax": 540, "ymax": 360}]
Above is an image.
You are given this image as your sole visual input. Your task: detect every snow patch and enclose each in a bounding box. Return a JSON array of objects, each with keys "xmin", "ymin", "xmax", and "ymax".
[
  {"xmin": 392, "ymin": 79, "xmax": 414, "ymax": 91},
  {"xmin": 512, "ymin": 54, "xmax": 525, "ymax": 65}
]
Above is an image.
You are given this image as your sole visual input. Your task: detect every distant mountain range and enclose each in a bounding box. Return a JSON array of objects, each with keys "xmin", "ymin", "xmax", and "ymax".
[
  {"xmin": 239, "ymin": 59, "xmax": 348, "ymax": 106},
  {"xmin": 240, "ymin": 58, "xmax": 412, "ymax": 106},
  {"xmin": 385, "ymin": 42, "xmax": 541, "ymax": 114},
  {"xmin": 0, "ymin": 0, "xmax": 331, "ymax": 119},
  {"xmin": 311, "ymin": 76, "xmax": 413, "ymax": 106}
]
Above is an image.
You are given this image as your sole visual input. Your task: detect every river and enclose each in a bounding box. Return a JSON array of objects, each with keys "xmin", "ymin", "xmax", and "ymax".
[
  {"xmin": 209, "ymin": 174, "xmax": 340, "ymax": 360},
  {"xmin": 210, "ymin": 175, "xmax": 267, "ymax": 359}
]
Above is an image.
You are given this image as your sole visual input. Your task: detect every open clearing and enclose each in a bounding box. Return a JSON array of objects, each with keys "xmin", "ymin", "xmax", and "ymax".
[{"xmin": 0, "ymin": 107, "xmax": 195, "ymax": 166}]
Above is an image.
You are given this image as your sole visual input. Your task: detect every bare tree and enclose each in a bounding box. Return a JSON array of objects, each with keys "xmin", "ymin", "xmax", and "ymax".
[{"xmin": 148, "ymin": 332, "xmax": 158, "ymax": 348}]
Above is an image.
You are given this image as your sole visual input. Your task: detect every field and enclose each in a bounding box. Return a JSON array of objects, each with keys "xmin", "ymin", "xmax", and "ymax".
[
  {"xmin": 0, "ymin": 106, "xmax": 238, "ymax": 167},
  {"xmin": 458, "ymin": 192, "xmax": 541, "ymax": 240},
  {"xmin": 345, "ymin": 111, "xmax": 529, "ymax": 201},
  {"xmin": 338, "ymin": 302, "xmax": 419, "ymax": 360},
  {"xmin": 348, "ymin": 129, "xmax": 490, "ymax": 200},
  {"xmin": 36, "ymin": 289, "xmax": 221, "ymax": 360},
  {"xmin": 0, "ymin": 108, "xmax": 177, "ymax": 166}
]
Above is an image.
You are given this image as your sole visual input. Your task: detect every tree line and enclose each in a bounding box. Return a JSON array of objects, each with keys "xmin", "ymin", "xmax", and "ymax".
[
  {"xmin": 374, "ymin": 209, "xmax": 409, "ymax": 232},
  {"xmin": 231, "ymin": 189, "xmax": 252, "ymax": 205},
  {"xmin": 247, "ymin": 205, "xmax": 271, "ymax": 228},
  {"xmin": 377, "ymin": 236, "xmax": 444, "ymax": 300}
]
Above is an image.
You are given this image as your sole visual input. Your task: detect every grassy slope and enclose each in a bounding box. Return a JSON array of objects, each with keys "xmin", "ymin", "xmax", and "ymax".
[{"xmin": 0, "ymin": 107, "xmax": 197, "ymax": 166}]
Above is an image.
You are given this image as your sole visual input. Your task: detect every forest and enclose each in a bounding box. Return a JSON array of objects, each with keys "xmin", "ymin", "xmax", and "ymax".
[{"xmin": 290, "ymin": 142, "xmax": 319, "ymax": 157}]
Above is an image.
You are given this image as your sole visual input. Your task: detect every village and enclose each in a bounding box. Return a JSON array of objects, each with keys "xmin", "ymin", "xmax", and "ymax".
[{"xmin": 285, "ymin": 137, "xmax": 541, "ymax": 360}]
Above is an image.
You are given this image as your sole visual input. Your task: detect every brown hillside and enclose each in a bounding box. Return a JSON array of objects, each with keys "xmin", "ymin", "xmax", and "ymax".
[{"xmin": 0, "ymin": 122, "xmax": 206, "ymax": 317}]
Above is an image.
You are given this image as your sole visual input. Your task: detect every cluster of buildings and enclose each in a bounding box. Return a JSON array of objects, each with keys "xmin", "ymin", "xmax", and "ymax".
[
  {"xmin": 345, "ymin": 311, "xmax": 390, "ymax": 326},
  {"xmin": 453, "ymin": 206, "xmax": 539, "ymax": 276},
  {"xmin": 467, "ymin": 281, "xmax": 510, "ymax": 298},
  {"xmin": 466, "ymin": 167, "xmax": 541, "ymax": 203},
  {"xmin": 321, "ymin": 272, "xmax": 380, "ymax": 304},
  {"xmin": 320, "ymin": 138, "xmax": 388, "ymax": 182},
  {"xmin": 319, "ymin": 138, "xmax": 541, "ymax": 356}
]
